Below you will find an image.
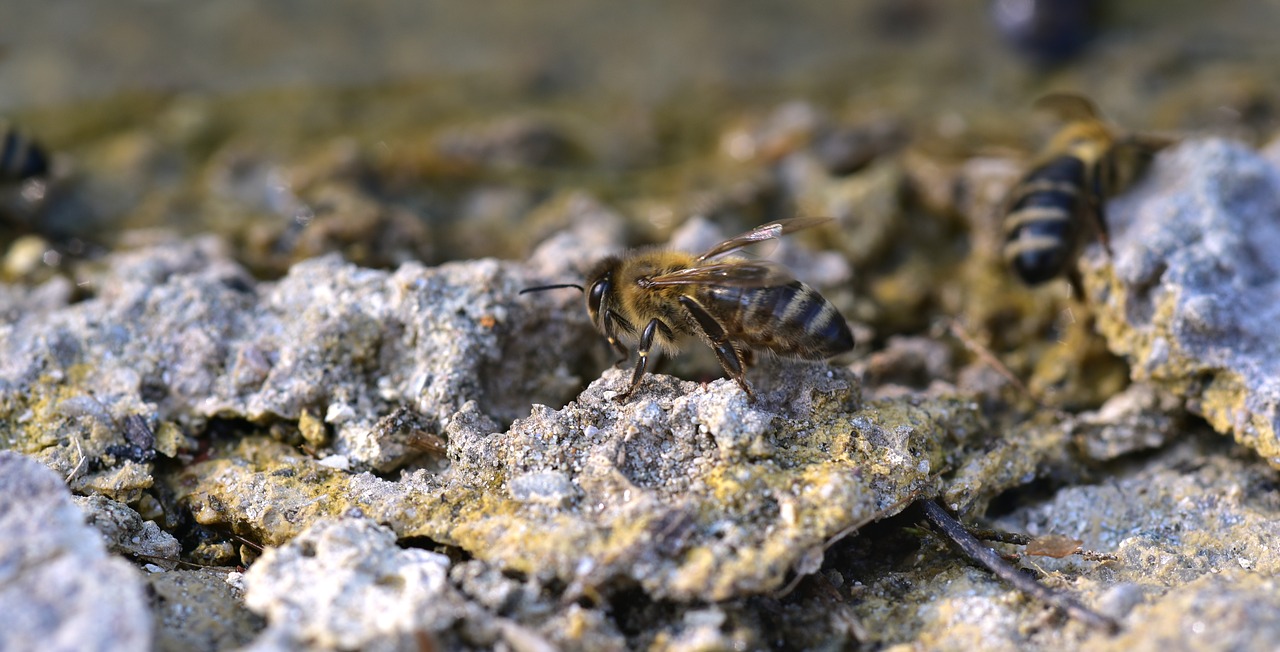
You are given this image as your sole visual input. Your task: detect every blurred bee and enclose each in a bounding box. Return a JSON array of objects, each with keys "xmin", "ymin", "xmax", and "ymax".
[
  {"xmin": 522, "ymin": 217, "xmax": 854, "ymax": 401},
  {"xmin": 1002, "ymin": 92, "xmax": 1170, "ymax": 297},
  {"xmin": 1, "ymin": 121, "xmax": 50, "ymax": 183}
]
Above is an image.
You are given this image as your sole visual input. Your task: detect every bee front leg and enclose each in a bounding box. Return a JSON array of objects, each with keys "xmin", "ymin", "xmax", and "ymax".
[
  {"xmin": 678, "ymin": 296, "xmax": 754, "ymax": 402},
  {"xmin": 617, "ymin": 318, "xmax": 663, "ymax": 402},
  {"xmin": 602, "ymin": 310, "xmax": 632, "ymax": 364},
  {"xmin": 1092, "ymin": 202, "xmax": 1112, "ymax": 256}
]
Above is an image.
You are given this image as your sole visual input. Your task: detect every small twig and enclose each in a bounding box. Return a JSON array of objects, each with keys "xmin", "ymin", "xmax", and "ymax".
[
  {"xmin": 920, "ymin": 499, "xmax": 1119, "ymax": 633},
  {"xmin": 946, "ymin": 319, "xmax": 1043, "ymax": 408},
  {"xmin": 232, "ymin": 534, "xmax": 265, "ymax": 552},
  {"xmin": 66, "ymin": 437, "xmax": 85, "ymax": 483}
]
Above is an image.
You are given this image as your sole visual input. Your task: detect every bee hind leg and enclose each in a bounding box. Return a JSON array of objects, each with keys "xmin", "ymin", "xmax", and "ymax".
[
  {"xmin": 678, "ymin": 296, "xmax": 755, "ymax": 402},
  {"xmin": 1089, "ymin": 158, "xmax": 1114, "ymax": 256},
  {"xmin": 1088, "ymin": 199, "xmax": 1113, "ymax": 256}
]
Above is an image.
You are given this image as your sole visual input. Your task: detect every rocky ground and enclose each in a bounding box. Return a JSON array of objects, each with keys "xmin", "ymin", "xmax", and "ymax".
[{"xmin": 3, "ymin": 3, "xmax": 1280, "ymax": 651}]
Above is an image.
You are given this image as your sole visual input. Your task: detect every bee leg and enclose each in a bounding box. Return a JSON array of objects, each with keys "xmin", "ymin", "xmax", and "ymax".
[
  {"xmin": 1066, "ymin": 266, "xmax": 1086, "ymax": 303},
  {"xmin": 602, "ymin": 310, "xmax": 631, "ymax": 364},
  {"xmin": 678, "ymin": 296, "xmax": 755, "ymax": 402},
  {"xmin": 1088, "ymin": 198, "xmax": 1113, "ymax": 256},
  {"xmin": 617, "ymin": 318, "xmax": 664, "ymax": 401},
  {"xmin": 1096, "ymin": 210, "xmax": 1112, "ymax": 254},
  {"xmin": 1089, "ymin": 159, "xmax": 1114, "ymax": 256}
]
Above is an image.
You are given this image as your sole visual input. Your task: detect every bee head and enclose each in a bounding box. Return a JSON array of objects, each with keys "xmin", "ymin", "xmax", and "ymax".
[
  {"xmin": 520, "ymin": 255, "xmax": 623, "ymax": 331},
  {"xmin": 583, "ymin": 255, "xmax": 622, "ymax": 328}
]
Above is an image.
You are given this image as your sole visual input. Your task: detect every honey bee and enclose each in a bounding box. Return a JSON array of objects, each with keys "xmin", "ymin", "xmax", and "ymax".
[
  {"xmin": 1, "ymin": 121, "xmax": 50, "ymax": 183},
  {"xmin": 522, "ymin": 217, "xmax": 854, "ymax": 401},
  {"xmin": 1002, "ymin": 92, "xmax": 1170, "ymax": 296}
]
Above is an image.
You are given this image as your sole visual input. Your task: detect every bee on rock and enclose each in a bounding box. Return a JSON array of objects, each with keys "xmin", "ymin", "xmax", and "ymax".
[
  {"xmin": 522, "ymin": 217, "xmax": 854, "ymax": 401},
  {"xmin": 1, "ymin": 121, "xmax": 51, "ymax": 183},
  {"xmin": 1002, "ymin": 92, "xmax": 1170, "ymax": 297}
]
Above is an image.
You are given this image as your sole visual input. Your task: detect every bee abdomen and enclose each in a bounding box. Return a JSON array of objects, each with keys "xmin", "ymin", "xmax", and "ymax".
[
  {"xmin": 1002, "ymin": 155, "xmax": 1086, "ymax": 284},
  {"xmin": 1, "ymin": 125, "xmax": 50, "ymax": 182},
  {"xmin": 718, "ymin": 282, "xmax": 853, "ymax": 359}
]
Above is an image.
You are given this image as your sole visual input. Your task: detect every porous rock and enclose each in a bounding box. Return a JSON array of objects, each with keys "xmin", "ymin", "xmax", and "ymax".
[
  {"xmin": 148, "ymin": 568, "xmax": 265, "ymax": 652},
  {"xmin": 859, "ymin": 430, "xmax": 1280, "ymax": 650},
  {"xmin": 241, "ymin": 518, "xmax": 471, "ymax": 650},
  {"xmin": 179, "ymin": 362, "xmax": 1002, "ymax": 603},
  {"xmin": 0, "ymin": 451, "xmax": 152, "ymax": 652},
  {"xmin": 74, "ymin": 494, "xmax": 181, "ymax": 569},
  {"xmin": 1082, "ymin": 138, "xmax": 1280, "ymax": 465},
  {"xmin": 0, "ymin": 235, "xmax": 591, "ymax": 473},
  {"xmin": 241, "ymin": 517, "xmax": 625, "ymax": 651}
]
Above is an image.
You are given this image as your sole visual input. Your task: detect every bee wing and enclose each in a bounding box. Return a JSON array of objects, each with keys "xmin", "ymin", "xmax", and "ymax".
[
  {"xmin": 695, "ymin": 217, "xmax": 833, "ymax": 262},
  {"xmin": 646, "ymin": 260, "xmax": 796, "ymax": 288},
  {"xmin": 1113, "ymin": 133, "xmax": 1177, "ymax": 153},
  {"xmin": 1033, "ymin": 92, "xmax": 1104, "ymax": 123}
]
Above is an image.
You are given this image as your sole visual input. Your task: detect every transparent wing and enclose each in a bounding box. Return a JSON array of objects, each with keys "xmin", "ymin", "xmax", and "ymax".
[
  {"xmin": 695, "ymin": 216, "xmax": 833, "ymax": 262},
  {"xmin": 1033, "ymin": 92, "xmax": 1104, "ymax": 123},
  {"xmin": 645, "ymin": 260, "xmax": 796, "ymax": 288}
]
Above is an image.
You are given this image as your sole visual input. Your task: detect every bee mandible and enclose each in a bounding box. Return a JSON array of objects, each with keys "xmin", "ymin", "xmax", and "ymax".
[{"xmin": 522, "ymin": 217, "xmax": 855, "ymax": 402}]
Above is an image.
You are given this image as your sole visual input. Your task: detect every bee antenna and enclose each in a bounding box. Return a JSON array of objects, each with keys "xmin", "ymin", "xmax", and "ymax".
[{"xmin": 519, "ymin": 283, "xmax": 585, "ymax": 295}]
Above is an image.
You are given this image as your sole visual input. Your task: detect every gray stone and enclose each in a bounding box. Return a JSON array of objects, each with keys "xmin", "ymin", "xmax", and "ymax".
[
  {"xmin": 0, "ymin": 451, "xmax": 152, "ymax": 652},
  {"xmin": 148, "ymin": 569, "xmax": 264, "ymax": 652},
  {"xmin": 180, "ymin": 362, "xmax": 993, "ymax": 607},
  {"xmin": 1083, "ymin": 138, "xmax": 1280, "ymax": 466},
  {"xmin": 0, "ymin": 237, "xmax": 592, "ymax": 473},
  {"xmin": 74, "ymin": 494, "xmax": 181, "ymax": 570},
  {"xmin": 857, "ymin": 431, "xmax": 1280, "ymax": 650},
  {"xmin": 240, "ymin": 518, "xmax": 624, "ymax": 651},
  {"xmin": 508, "ymin": 469, "xmax": 581, "ymax": 508},
  {"xmin": 1067, "ymin": 383, "xmax": 1185, "ymax": 461},
  {"xmin": 242, "ymin": 518, "xmax": 467, "ymax": 650}
]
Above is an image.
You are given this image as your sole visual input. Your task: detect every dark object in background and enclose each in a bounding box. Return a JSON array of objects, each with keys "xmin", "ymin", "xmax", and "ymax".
[
  {"xmin": 104, "ymin": 415, "xmax": 158, "ymax": 463},
  {"xmin": 1, "ymin": 122, "xmax": 50, "ymax": 182},
  {"xmin": 815, "ymin": 119, "xmax": 909, "ymax": 177},
  {"xmin": 991, "ymin": 0, "xmax": 1102, "ymax": 65}
]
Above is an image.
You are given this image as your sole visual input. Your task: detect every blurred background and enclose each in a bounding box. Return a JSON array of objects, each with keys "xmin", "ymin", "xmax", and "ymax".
[
  {"xmin": 3, "ymin": 1, "xmax": 1276, "ymax": 259},
  {"xmin": 1, "ymin": 1, "xmax": 1277, "ymax": 382},
  {"xmin": 3, "ymin": 1, "xmax": 1277, "ymax": 119}
]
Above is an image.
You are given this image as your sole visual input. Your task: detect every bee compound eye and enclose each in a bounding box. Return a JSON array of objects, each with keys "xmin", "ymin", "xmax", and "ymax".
[{"xmin": 588, "ymin": 279, "xmax": 607, "ymax": 314}]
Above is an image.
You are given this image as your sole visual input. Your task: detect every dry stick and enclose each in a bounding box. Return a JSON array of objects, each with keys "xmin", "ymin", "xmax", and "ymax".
[
  {"xmin": 946, "ymin": 319, "xmax": 1047, "ymax": 410},
  {"xmin": 919, "ymin": 498, "xmax": 1119, "ymax": 634}
]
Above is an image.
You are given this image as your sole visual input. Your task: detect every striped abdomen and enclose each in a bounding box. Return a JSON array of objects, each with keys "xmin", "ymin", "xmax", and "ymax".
[
  {"xmin": 1002, "ymin": 155, "xmax": 1088, "ymax": 284},
  {"xmin": 1, "ymin": 125, "xmax": 50, "ymax": 182},
  {"xmin": 702, "ymin": 281, "xmax": 853, "ymax": 359}
]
